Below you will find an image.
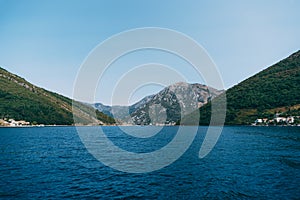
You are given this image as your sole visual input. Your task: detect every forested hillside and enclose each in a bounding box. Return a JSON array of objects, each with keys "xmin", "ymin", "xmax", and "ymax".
[
  {"xmin": 186, "ymin": 50, "xmax": 300, "ymax": 125},
  {"xmin": 0, "ymin": 67, "xmax": 115, "ymax": 125}
]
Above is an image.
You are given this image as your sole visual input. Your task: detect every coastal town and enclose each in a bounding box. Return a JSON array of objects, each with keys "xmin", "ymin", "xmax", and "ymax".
[
  {"xmin": 253, "ymin": 113, "xmax": 300, "ymax": 126},
  {"xmin": 0, "ymin": 118, "xmax": 44, "ymax": 127}
]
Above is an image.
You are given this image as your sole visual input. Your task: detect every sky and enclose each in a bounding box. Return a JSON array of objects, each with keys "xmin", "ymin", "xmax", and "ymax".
[{"xmin": 0, "ymin": 0, "xmax": 299, "ymax": 105}]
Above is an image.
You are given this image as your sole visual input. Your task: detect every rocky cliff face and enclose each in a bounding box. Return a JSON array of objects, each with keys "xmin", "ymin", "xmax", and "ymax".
[{"xmin": 130, "ymin": 82, "xmax": 223, "ymax": 125}]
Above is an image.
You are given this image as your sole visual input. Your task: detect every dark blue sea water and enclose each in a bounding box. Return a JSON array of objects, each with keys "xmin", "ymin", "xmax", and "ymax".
[{"xmin": 0, "ymin": 126, "xmax": 299, "ymax": 199}]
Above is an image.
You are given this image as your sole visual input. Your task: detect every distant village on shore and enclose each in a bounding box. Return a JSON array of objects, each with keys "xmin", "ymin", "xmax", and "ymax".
[
  {"xmin": 253, "ymin": 113, "xmax": 300, "ymax": 126},
  {"xmin": 0, "ymin": 118, "xmax": 44, "ymax": 127}
]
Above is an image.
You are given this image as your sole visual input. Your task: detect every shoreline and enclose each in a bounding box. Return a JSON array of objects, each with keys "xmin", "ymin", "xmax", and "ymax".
[{"xmin": 1, "ymin": 124, "xmax": 300, "ymax": 128}]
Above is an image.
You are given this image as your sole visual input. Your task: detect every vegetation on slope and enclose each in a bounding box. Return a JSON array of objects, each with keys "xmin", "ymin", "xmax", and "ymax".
[
  {"xmin": 186, "ymin": 50, "xmax": 300, "ymax": 125},
  {"xmin": 0, "ymin": 67, "xmax": 115, "ymax": 125}
]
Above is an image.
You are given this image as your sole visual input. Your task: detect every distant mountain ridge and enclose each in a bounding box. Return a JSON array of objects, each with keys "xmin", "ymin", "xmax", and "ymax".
[
  {"xmin": 0, "ymin": 67, "xmax": 115, "ymax": 125},
  {"xmin": 93, "ymin": 94, "xmax": 155, "ymax": 118},
  {"xmin": 93, "ymin": 82, "xmax": 223, "ymax": 125}
]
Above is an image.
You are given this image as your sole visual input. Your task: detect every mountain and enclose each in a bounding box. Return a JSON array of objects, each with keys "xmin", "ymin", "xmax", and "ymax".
[
  {"xmin": 93, "ymin": 82, "xmax": 223, "ymax": 125},
  {"xmin": 130, "ymin": 82, "xmax": 223, "ymax": 125},
  {"xmin": 188, "ymin": 50, "xmax": 300, "ymax": 125},
  {"xmin": 93, "ymin": 94, "xmax": 154, "ymax": 122},
  {"xmin": 0, "ymin": 67, "xmax": 115, "ymax": 125},
  {"xmin": 93, "ymin": 103, "xmax": 113, "ymax": 117}
]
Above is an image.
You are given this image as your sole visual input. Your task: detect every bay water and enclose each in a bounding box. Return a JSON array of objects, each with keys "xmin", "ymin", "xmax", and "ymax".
[{"xmin": 0, "ymin": 126, "xmax": 299, "ymax": 199}]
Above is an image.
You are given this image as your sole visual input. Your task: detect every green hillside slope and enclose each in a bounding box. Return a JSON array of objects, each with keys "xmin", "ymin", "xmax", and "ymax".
[
  {"xmin": 0, "ymin": 67, "xmax": 115, "ymax": 125},
  {"xmin": 186, "ymin": 50, "xmax": 300, "ymax": 125}
]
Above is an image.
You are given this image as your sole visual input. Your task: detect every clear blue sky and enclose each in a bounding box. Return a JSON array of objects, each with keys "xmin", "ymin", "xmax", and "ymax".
[{"xmin": 0, "ymin": 0, "xmax": 299, "ymax": 105}]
